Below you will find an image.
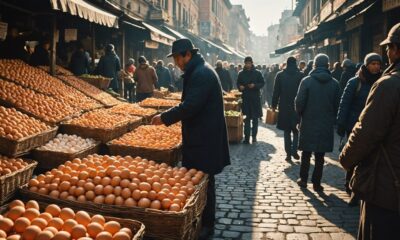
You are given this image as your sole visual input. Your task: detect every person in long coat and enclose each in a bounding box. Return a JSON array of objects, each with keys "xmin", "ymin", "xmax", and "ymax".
[
  {"xmin": 228, "ymin": 64, "xmax": 238, "ymax": 90},
  {"xmin": 340, "ymin": 23, "xmax": 400, "ymax": 240},
  {"xmin": 331, "ymin": 61, "xmax": 343, "ymax": 81},
  {"xmin": 155, "ymin": 60, "xmax": 172, "ymax": 90},
  {"xmin": 295, "ymin": 54, "xmax": 340, "ymax": 192},
  {"xmin": 30, "ymin": 39, "xmax": 50, "ymax": 67},
  {"xmin": 69, "ymin": 42, "xmax": 91, "ymax": 76},
  {"xmin": 215, "ymin": 60, "xmax": 232, "ymax": 92},
  {"xmin": 272, "ymin": 57, "xmax": 304, "ymax": 161},
  {"xmin": 95, "ymin": 44, "xmax": 121, "ymax": 92},
  {"xmin": 151, "ymin": 39, "xmax": 230, "ymax": 240},
  {"xmin": 339, "ymin": 59, "xmax": 357, "ymax": 93},
  {"xmin": 237, "ymin": 56, "xmax": 265, "ymax": 143}
]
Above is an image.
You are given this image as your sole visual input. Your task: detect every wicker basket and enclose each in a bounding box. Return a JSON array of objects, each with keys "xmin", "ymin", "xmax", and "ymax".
[
  {"xmin": 20, "ymin": 176, "xmax": 208, "ymax": 240},
  {"xmin": 59, "ymin": 119, "xmax": 142, "ymax": 143},
  {"xmin": 0, "ymin": 202, "xmax": 145, "ymax": 240},
  {"xmin": 0, "ymin": 159, "xmax": 37, "ymax": 205},
  {"xmin": 107, "ymin": 144, "xmax": 182, "ymax": 166},
  {"xmin": 80, "ymin": 76, "xmax": 112, "ymax": 90},
  {"xmin": 32, "ymin": 143, "xmax": 100, "ymax": 170},
  {"xmin": 0, "ymin": 127, "xmax": 58, "ymax": 157},
  {"xmin": 225, "ymin": 115, "xmax": 243, "ymax": 128}
]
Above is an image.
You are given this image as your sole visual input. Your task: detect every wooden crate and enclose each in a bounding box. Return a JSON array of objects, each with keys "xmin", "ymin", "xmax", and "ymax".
[
  {"xmin": 0, "ymin": 202, "xmax": 145, "ymax": 240},
  {"xmin": 228, "ymin": 125, "xmax": 243, "ymax": 143},
  {"xmin": 224, "ymin": 102, "xmax": 240, "ymax": 111},
  {"xmin": 107, "ymin": 144, "xmax": 182, "ymax": 166},
  {"xmin": 0, "ymin": 127, "xmax": 58, "ymax": 157},
  {"xmin": 20, "ymin": 176, "xmax": 208, "ymax": 240},
  {"xmin": 59, "ymin": 119, "xmax": 142, "ymax": 143},
  {"xmin": 225, "ymin": 115, "xmax": 243, "ymax": 128},
  {"xmin": 80, "ymin": 76, "xmax": 112, "ymax": 90},
  {"xmin": 0, "ymin": 158, "xmax": 37, "ymax": 205},
  {"xmin": 32, "ymin": 142, "xmax": 100, "ymax": 170}
]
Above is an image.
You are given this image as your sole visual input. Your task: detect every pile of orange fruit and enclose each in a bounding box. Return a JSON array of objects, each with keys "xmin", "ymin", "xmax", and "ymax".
[
  {"xmin": 107, "ymin": 104, "xmax": 157, "ymax": 118},
  {"xmin": 110, "ymin": 125, "xmax": 182, "ymax": 150},
  {"xmin": 0, "ymin": 156, "xmax": 29, "ymax": 176},
  {"xmin": 38, "ymin": 65, "xmax": 74, "ymax": 76},
  {"xmin": 28, "ymin": 154, "xmax": 204, "ymax": 212},
  {"xmin": 66, "ymin": 110, "xmax": 138, "ymax": 130},
  {"xmin": 0, "ymin": 60, "xmax": 102, "ymax": 111},
  {"xmin": 58, "ymin": 76, "xmax": 121, "ymax": 107},
  {"xmin": 0, "ymin": 107, "xmax": 51, "ymax": 141},
  {"xmin": 0, "ymin": 80, "xmax": 77, "ymax": 123},
  {"xmin": 138, "ymin": 98, "xmax": 180, "ymax": 108},
  {"xmin": 0, "ymin": 200, "xmax": 134, "ymax": 240}
]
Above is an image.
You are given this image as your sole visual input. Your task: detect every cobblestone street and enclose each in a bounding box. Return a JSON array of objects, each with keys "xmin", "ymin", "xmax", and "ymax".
[{"xmin": 212, "ymin": 121, "xmax": 359, "ymax": 240}]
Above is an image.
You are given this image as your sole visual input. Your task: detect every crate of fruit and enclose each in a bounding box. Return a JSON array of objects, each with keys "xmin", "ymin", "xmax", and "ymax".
[
  {"xmin": 107, "ymin": 125, "xmax": 182, "ymax": 166},
  {"xmin": 0, "ymin": 156, "xmax": 37, "ymax": 205},
  {"xmin": 139, "ymin": 98, "xmax": 180, "ymax": 110},
  {"xmin": 80, "ymin": 74, "xmax": 113, "ymax": 90},
  {"xmin": 225, "ymin": 111, "xmax": 243, "ymax": 128},
  {"xmin": 153, "ymin": 88, "xmax": 169, "ymax": 99},
  {"xmin": 20, "ymin": 154, "xmax": 208, "ymax": 240},
  {"xmin": 106, "ymin": 104, "xmax": 158, "ymax": 124},
  {"xmin": 32, "ymin": 134, "xmax": 100, "ymax": 170},
  {"xmin": 0, "ymin": 107, "xmax": 59, "ymax": 157},
  {"xmin": 59, "ymin": 110, "xmax": 142, "ymax": 143},
  {"xmin": 224, "ymin": 101, "xmax": 240, "ymax": 112},
  {"xmin": 0, "ymin": 200, "xmax": 145, "ymax": 240}
]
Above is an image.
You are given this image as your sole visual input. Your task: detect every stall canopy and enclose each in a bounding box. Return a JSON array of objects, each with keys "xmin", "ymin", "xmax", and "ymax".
[
  {"xmin": 199, "ymin": 36, "xmax": 232, "ymax": 55},
  {"xmin": 222, "ymin": 43, "xmax": 245, "ymax": 59},
  {"xmin": 50, "ymin": 0, "xmax": 119, "ymax": 28},
  {"xmin": 163, "ymin": 26, "xmax": 188, "ymax": 39},
  {"xmin": 142, "ymin": 22, "xmax": 175, "ymax": 46},
  {"xmin": 275, "ymin": 39, "xmax": 304, "ymax": 54}
]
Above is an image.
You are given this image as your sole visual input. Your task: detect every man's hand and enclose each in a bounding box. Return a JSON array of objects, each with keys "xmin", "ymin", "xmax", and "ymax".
[
  {"xmin": 239, "ymin": 85, "xmax": 245, "ymax": 91},
  {"xmin": 151, "ymin": 114, "xmax": 164, "ymax": 125},
  {"xmin": 248, "ymin": 83, "xmax": 255, "ymax": 89}
]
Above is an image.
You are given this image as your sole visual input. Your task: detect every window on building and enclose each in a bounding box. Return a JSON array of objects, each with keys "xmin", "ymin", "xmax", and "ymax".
[
  {"xmin": 164, "ymin": 0, "xmax": 168, "ymax": 10},
  {"xmin": 173, "ymin": 0, "xmax": 176, "ymax": 17},
  {"xmin": 178, "ymin": 2, "xmax": 182, "ymax": 21},
  {"xmin": 212, "ymin": 0, "xmax": 216, "ymax": 13}
]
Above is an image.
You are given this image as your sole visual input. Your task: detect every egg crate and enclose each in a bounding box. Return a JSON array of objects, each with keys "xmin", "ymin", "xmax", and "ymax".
[
  {"xmin": 59, "ymin": 117, "xmax": 142, "ymax": 144},
  {"xmin": 227, "ymin": 124, "xmax": 244, "ymax": 144},
  {"xmin": 106, "ymin": 143, "xmax": 182, "ymax": 167},
  {"xmin": 31, "ymin": 142, "xmax": 101, "ymax": 171},
  {"xmin": 106, "ymin": 106, "xmax": 158, "ymax": 125},
  {"xmin": 0, "ymin": 158, "xmax": 37, "ymax": 205},
  {"xmin": 0, "ymin": 201, "xmax": 146, "ymax": 240},
  {"xmin": 19, "ymin": 175, "xmax": 208, "ymax": 240},
  {"xmin": 0, "ymin": 126, "xmax": 58, "ymax": 157},
  {"xmin": 152, "ymin": 90, "xmax": 169, "ymax": 99},
  {"xmin": 225, "ymin": 114, "xmax": 243, "ymax": 128},
  {"xmin": 80, "ymin": 76, "xmax": 112, "ymax": 91}
]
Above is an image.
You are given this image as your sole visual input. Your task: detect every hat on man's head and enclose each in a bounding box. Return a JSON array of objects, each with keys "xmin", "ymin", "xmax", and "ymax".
[
  {"xmin": 313, "ymin": 54, "xmax": 330, "ymax": 68},
  {"xmin": 244, "ymin": 56, "xmax": 253, "ymax": 63},
  {"xmin": 167, "ymin": 38, "xmax": 199, "ymax": 57},
  {"xmin": 364, "ymin": 53, "xmax": 382, "ymax": 66},
  {"xmin": 138, "ymin": 56, "xmax": 147, "ymax": 64},
  {"xmin": 380, "ymin": 23, "xmax": 400, "ymax": 46}
]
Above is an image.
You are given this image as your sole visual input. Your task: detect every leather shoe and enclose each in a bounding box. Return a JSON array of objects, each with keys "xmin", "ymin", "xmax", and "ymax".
[
  {"xmin": 313, "ymin": 184, "xmax": 324, "ymax": 192},
  {"xmin": 292, "ymin": 152, "xmax": 300, "ymax": 160},
  {"xmin": 297, "ymin": 179, "xmax": 307, "ymax": 188},
  {"xmin": 198, "ymin": 226, "xmax": 214, "ymax": 240}
]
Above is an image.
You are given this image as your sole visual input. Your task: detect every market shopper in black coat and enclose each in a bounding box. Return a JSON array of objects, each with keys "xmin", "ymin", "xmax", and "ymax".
[
  {"xmin": 295, "ymin": 54, "xmax": 340, "ymax": 192},
  {"xmin": 215, "ymin": 60, "xmax": 232, "ymax": 92},
  {"xmin": 151, "ymin": 39, "xmax": 230, "ymax": 240},
  {"xmin": 339, "ymin": 59, "xmax": 357, "ymax": 93},
  {"xmin": 272, "ymin": 57, "xmax": 304, "ymax": 161},
  {"xmin": 30, "ymin": 40, "xmax": 50, "ymax": 67},
  {"xmin": 69, "ymin": 42, "xmax": 91, "ymax": 76},
  {"xmin": 95, "ymin": 44, "xmax": 121, "ymax": 92},
  {"xmin": 237, "ymin": 56, "xmax": 265, "ymax": 143}
]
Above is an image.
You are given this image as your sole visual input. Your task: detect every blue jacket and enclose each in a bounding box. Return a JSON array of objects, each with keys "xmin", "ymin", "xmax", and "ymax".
[
  {"xmin": 161, "ymin": 54, "xmax": 230, "ymax": 175},
  {"xmin": 156, "ymin": 66, "xmax": 172, "ymax": 89},
  {"xmin": 337, "ymin": 74, "xmax": 375, "ymax": 132}
]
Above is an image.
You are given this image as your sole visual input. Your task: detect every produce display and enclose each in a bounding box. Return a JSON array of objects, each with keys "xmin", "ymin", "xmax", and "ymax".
[
  {"xmin": 38, "ymin": 65, "xmax": 74, "ymax": 76},
  {"xmin": 58, "ymin": 75, "xmax": 120, "ymax": 106},
  {"xmin": 224, "ymin": 100, "xmax": 238, "ymax": 105},
  {"xmin": 0, "ymin": 60, "xmax": 102, "ymax": 111},
  {"xmin": 66, "ymin": 110, "xmax": 137, "ymax": 130},
  {"xmin": 225, "ymin": 111, "xmax": 241, "ymax": 117},
  {"xmin": 107, "ymin": 104, "xmax": 157, "ymax": 118},
  {"xmin": 0, "ymin": 107, "xmax": 51, "ymax": 141},
  {"xmin": 0, "ymin": 199, "xmax": 135, "ymax": 240},
  {"xmin": 27, "ymin": 154, "xmax": 205, "ymax": 212},
  {"xmin": 138, "ymin": 98, "xmax": 180, "ymax": 109},
  {"xmin": 80, "ymin": 74, "xmax": 109, "ymax": 79},
  {"xmin": 0, "ymin": 156, "xmax": 30, "ymax": 176},
  {"xmin": 110, "ymin": 125, "xmax": 182, "ymax": 150},
  {"xmin": 0, "ymin": 80, "xmax": 77, "ymax": 123},
  {"xmin": 37, "ymin": 134, "xmax": 97, "ymax": 154},
  {"xmin": 223, "ymin": 93, "xmax": 238, "ymax": 101},
  {"xmin": 164, "ymin": 92, "xmax": 182, "ymax": 101}
]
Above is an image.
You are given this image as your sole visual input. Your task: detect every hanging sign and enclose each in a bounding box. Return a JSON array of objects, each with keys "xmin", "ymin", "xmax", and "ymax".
[
  {"xmin": 383, "ymin": 0, "xmax": 400, "ymax": 12},
  {"xmin": 0, "ymin": 22, "xmax": 8, "ymax": 40},
  {"xmin": 145, "ymin": 40, "xmax": 159, "ymax": 49}
]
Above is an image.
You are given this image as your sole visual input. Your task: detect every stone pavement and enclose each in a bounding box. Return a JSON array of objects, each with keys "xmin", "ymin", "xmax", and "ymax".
[{"xmin": 211, "ymin": 122, "xmax": 359, "ymax": 240}]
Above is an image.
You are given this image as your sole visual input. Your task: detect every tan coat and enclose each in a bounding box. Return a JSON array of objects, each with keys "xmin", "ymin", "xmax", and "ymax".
[
  {"xmin": 134, "ymin": 64, "xmax": 158, "ymax": 94},
  {"xmin": 340, "ymin": 61, "xmax": 400, "ymax": 211}
]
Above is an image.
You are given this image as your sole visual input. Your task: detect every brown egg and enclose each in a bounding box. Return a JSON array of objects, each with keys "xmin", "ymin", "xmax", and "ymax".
[
  {"xmin": 150, "ymin": 200, "xmax": 161, "ymax": 210},
  {"xmin": 23, "ymin": 208, "xmax": 42, "ymax": 221},
  {"xmin": 36, "ymin": 230, "xmax": 54, "ymax": 240},
  {"xmin": 31, "ymin": 217, "xmax": 48, "ymax": 230},
  {"xmin": 124, "ymin": 198, "xmax": 137, "ymax": 207},
  {"xmin": 137, "ymin": 198, "xmax": 151, "ymax": 208},
  {"xmin": 48, "ymin": 217, "xmax": 64, "ymax": 230},
  {"xmin": 161, "ymin": 198, "xmax": 172, "ymax": 210},
  {"xmin": 112, "ymin": 232, "xmax": 130, "ymax": 240},
  {"xmin": 94, "ymin": 195, "xmax": 105, "ymax": 204},
  {"xmin": 7, "ymin": 206, "xmax": 25, "ymax": 221},
  {"xmin": 62, "ymin": 219, "xmax": 77, "ymax": 233},
  {"xmin": 0, "ymin": 217, "xmax": 14, "ymax": 233},
  {"xmin": 71, "ymin": 224, "xmax": 87, "ymax": 239},
  {"xmin": 85, "ymin": 191, "xmax": 95, "ymax": 201},
  {"xmin": 94, "ymin": 185, "xmax": 104, "ymax": 195},
  {"xmin": 104, "ymin": 195, "xmax": 115, "ymax": 205},
  {"xmin": 14, "ymin": 217, "xmax": 30, "ymax": 233},
  {"xmin": 6, "ymin": 234, "xmax": 20, "ymax": 240},
  {"xmin": 103, "ymin": 185, "xmax": 113, "ymax": 195},
  {"xmin": 38, "ymin": 212, "xmax": 53, "ymax": 222},
  {"xmin": 59, "ymin": 208, "xmax": 75, "ymax": 222},
  {"xmin": 87, "ymin": 222, "xmax": 104, "ymax": 238},
  {"xmin": 22, "ymin": 225, "xmax": 41, "ymax": 240},
  {"xmin": 0, "ymin": 229, "xmax": 6, "ymax": 238},
  {"xmin": 120, "ymin": 228, "xmax": 132, "ymax": 238},
  {"xmin": 91, "ymin": 215, "xmax": 106, "ymax": 226},
  {"xmin": 9, "ymin": 200, "xmax": 24, "ymax": 209},
  {"xmin": 75, "ymin": 211, "xmax": 91, "ymax": 227},
  {"xmin": 95, "ymin": 231, "xmax": 113, "ymax": 240},
  {"xmin": 44, "ymin": 226, "xmax": 59, "ymax": 235},
  {"xmin": 53, "ymin": 231, "xmax": 71, "ymax": 240},
  {"xmin": 103, "ymin": 221, "xmax": 120, "ymax": 235},
  {"xmin": 25, "ymin": 200, "xmax": 40, "ymax": 210},
  {"xmin": 169, "ymin": 203, "xmax": 181, "ymax": 212},
  {"xmin": 45, "ymin": 204, "xmax": 61, "ymax": 217}
]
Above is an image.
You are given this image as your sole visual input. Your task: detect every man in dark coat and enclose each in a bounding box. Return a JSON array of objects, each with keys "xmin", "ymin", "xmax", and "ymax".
[
  {"xmin": 272, "ymin": 57, "xmax": 304, "ymax": 161},
  {"xmin": 237, "ymin": 56, "xmax": 265, "ymax": 144},
  {"xmin": 339, "ymin": 59, "xmax": 357, "ymax": 93},
  {"xmin": 303, "ymin": 60, "xmax": 313, "ymax": 76},
  {"xmin": 29, "ymin": 39, "xmax": 50, "ymax": 67},
  {"xmin": 215, "ymin": 60, "xmax": 232, "ymax": 92},
  {"xmin": 340, "ymin": 23, "xmax": 400, "ymax": 239},
  {"xmin": 151, "ymin": 39, "xmax": 230, "ymax": 239},
  {"xmin": 228, "ymin": 64, "xmax": 238, "ymax": 90},
  {"xmin": 155, "ymin": 60, "xmax": 172, "ymax": 90},
  {"xmin": 69, "ymin": 42, "xmax": 91, "ymax": 76},
  {"xmin": 331, "ymin": 61, "xmax": 343, "ymax": 81},
  {"xmin": 95, "ymin": 44, "xmax": 121, "ymax": 92},
  {"xmin": 295, "ymin": 54, "xmax": 340, "ymax": 192}
]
